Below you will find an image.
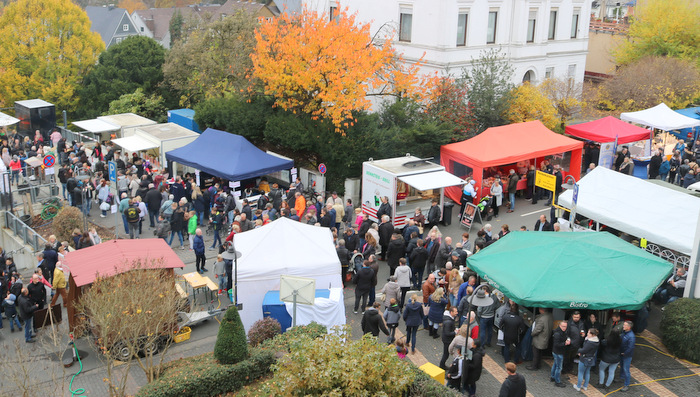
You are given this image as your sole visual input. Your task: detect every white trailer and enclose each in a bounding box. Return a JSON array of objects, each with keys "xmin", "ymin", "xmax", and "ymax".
[{"xmin": 361, "ymin": 155, "xmax": 466, "ymax": 228}]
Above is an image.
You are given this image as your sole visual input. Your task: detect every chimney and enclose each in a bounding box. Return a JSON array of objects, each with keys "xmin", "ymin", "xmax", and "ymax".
[{"xmin": 108, "ymin": 4, "xmax": 115, "ymax": 11}]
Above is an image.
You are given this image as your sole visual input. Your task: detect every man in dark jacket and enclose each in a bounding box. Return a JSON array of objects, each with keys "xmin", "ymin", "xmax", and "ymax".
[
  {"xmin": 649, "ymin": 148, "xmax": 663, "ymax": 179},
  {"xmin": 402, "ymin": 220, "xmax": 419, "ymax": 245},
  {"xmin": 439, "ymin": 306, "xmax": 459, "ymax": 369},
  {"xmin": 533, "ymin": 214, "xmax": 553, "ymax": 232},
  {"xmin": 385, "ymin": 233, "xmax": 405, "ymax": 275},
  {"xmin": 193, "ymin": 229, "xmax": 207, "ymax": 274},
  {"xmin": 409, "ymin": 239, "xmax": 429, "ymax": 289},
  {"xmin": 27, "ymin": 274, "xmax": 46, "ymax": 310},
  {"xmin": 336, "ymin": 239, "xmax": 350, "ymax": 283},
  {"xmin": 501, "ymin": 302, "xmax": 527, "ymax": 364},
  {"xmin": 42, "ymin": 244, "xmax": 59, "ymax": 283},
  {"xmin": 564, "ymin": 311, "xmax": 586, "ymax": 373},
  {"xmin": 361, "ymin": 302, "xmax": 389, "ymax": 337},
  {"xmin": 465, "ymin": 340, "xmax": 485, "ymax": 396},
  {"xmin": 358, "ymin": 213, "xmax": 373, "ymax": 245},
  {"xmin": 344, "ymin": 227, "xmax": 359, "ymax": 253},
  {"xmin": 378, "ymin": 215, "xmax": 394, "ymax": 261},
  {"xmin": 144, "ymin": 184, "xmax": 162, "ymax": 228},
  {"xmin": 498, "ymin": 362, "xmax": 527, "ymax": 397},
  {"xmin": 426, "ymin": 198, "xmax": 441, "ymax": 234},
  {"xmin": 375, "ymin": 196, "xmax": 392, "ymax": 221},
  {"xmin": 269, "ymin": 183, "xmax": 284, "ymax": 210},
  {"xmin": 434, "ymin": 237, "xmax": 453, "ymax": 270},
  {"xmin": 551, "ymin": 321, "xmax": 569, "ymax": 387},
  {"xmin": 17, "ymin": 288, "xmax": 38, "ymax": 343},
  {"xmin": 353, "ymin": 260, "xmax": 374, "ymax": 314}
]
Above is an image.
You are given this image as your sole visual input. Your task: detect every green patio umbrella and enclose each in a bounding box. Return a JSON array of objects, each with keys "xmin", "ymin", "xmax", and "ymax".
[{"xmin": 467, "ymin": 232, "xmax": 673, "ymax": 310}]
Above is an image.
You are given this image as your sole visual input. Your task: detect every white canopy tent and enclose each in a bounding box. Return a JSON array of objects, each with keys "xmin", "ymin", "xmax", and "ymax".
[
  {"xmin": 398, "ymin": 170, "xmax": 467, "ymax": 191},
  {"xmin": 559, "ymin": 166, "xmax": 700, "ymax": 255},
  {"xmin": 73, "ymin": 119, "xmax": 120, "ymax": 135},
  {"xmin": 111, "ymin": 134, "xmax": 159, "ymax": 152},
  {"xmin": 234, "ymin": 217, "xmax": 345, "ymax": 331},
  {"xmin": 621, "ymin": 103, "xmax": 700, "ymax": 131},
  {"xmin": 0, "ymin": 111, "xmax": 20, "ymax": 126}
]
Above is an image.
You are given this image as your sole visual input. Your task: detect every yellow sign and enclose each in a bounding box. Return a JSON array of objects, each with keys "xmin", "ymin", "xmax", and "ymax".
[{"xmin": 535, "ymin": 170, "xmax": 556, "ymax": 192}]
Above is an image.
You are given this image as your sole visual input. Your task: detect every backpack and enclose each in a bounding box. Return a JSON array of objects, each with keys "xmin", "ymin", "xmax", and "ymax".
[
  {"xmin": 125, "ymin": 207, "xmax": 139, "ymax": 223},
  {"xmin": 257, "ymin": 194, "xmax": 269, "ymax": 209}
]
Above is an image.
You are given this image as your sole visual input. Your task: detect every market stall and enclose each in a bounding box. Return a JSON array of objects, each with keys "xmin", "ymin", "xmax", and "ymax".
[
  {"xmin": 467, "ymin": 232, "xmax": 673, "ymax": 310},
  {"xmin": 112, "ymin": 122, "xmax": 199, "ymax": 170},
  {"xmin": 565, "ymin": 116, "xmax": 652, "ymax": 145},
  {"xmin": 621, "ymin": 103, "xmax": 700, "ymax": 132},
  {"xmin": 674, "ymin": 107, "xmax": 700, "ymax": 142},
  {"xmin": 441, "ymin": 121, "xmax": 583, "ymax": 202},
  {"xmin": 0, "ymin": 111, "xmax": 20, "ymax": 127},
  {"xmin": 233, "ymin": 217, "xmax": 344, "ymax": 331},
  {"xmin": 96, "ymin": 113, "xmax": 157, "ymax": 138},
  {"xmin": 72, "ymin": 118, "xmax": 120, "ymax": 140}
]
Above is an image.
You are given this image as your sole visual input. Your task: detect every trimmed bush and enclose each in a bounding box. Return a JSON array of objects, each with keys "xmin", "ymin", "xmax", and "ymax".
[
  {"xmin": 259, "ymin": 321, "xmax": 326, "ymax": 352},
  {"xmin": 264, "ymin": 327, "xmax": 415, "ymax": 395},
  {"xmin": 407, "ymin": 364, "xmax": 462, "ymax": 396},
  {"xmin": 52, "ymin": 206, "xmax": 82, "ymax": 244},
  {"xmin": 214, "ymin": 306, "xmax": 248, "ymax": 364},
  {"xmin": 660, "ymin": 298, "xmax": 700, "ymax": 364},
  {"xmin": 136, "ymin": 349, "xmax": 275, "ymax": 397},
  {"xmin": 248, "ymin": 317, "xmax": 281, "ymax": 347}
]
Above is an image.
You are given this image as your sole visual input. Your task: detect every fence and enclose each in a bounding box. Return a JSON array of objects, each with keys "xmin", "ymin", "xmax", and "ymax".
[
  {"xmin": 3, "ymin": 210, "xmax": 47, "ymax": 252},
  {"xmin": 58, "ymin": 126, "xmax": 98, "ymax": 145}
]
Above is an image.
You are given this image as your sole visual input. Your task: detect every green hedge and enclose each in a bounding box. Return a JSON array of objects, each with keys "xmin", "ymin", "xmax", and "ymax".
[
  {"xmin": 259, "ymin": 321, "xmax": 327, "ymax": 352},
  {"xmin": 136, "ymin": 349, "xmax": 275, "ymax": 397},
  {"xmin": 214, "ymin": 306, "xmax": 248, "ymax": 364},
  {"xmin": 406, "ymin": 364, "xmax": 462, "ymax": 397},
  {"xmin": 660, "ymin": 298, "xmax": 700, "ymax": 364}
]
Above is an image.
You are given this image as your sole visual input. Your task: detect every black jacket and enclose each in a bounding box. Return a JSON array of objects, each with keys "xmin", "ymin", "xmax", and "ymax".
[
  {"xmin": 378, "ymin": 222, "xmax": 394, "ymax": 246},
  {"xmin": 501, "ymin": 311, "xmax": 527, "ymax": 345},
  {"xmin": 441, "ymin": 313, "xmax": 457, "ymax": 343},
  {"xmin": 376, "ymin": 202, "xmax": 392, "ymax": 221},
  {"xmin": 27, "ymin": 282, "xmax": 46, "ymax": 307},
  {"xmin": 145, "ymin": 188, "xmax": 162, "ymax": 212},
  {"xmin": 568, "ymin": 318, "xmax": 586, "ymax": 348},
  {"xmin": 427, "ymin": 204, "xmax": 441, "ymax": 224},
  {"xmin": 465, "ymin": 347, "xmax": 484, "ymax": 384},
  {"xmin": 17, "ymin": 294, "xmax": 37, "ymax": 321},
  {"xmin": 361, "ymin": 307, "xmax": 389, "ymax": 336},
  {"xmin": 386, "ymin": 237, "xmax": 406, "ymax": 267},
  {"xmin": 358, "ymin": 219, "xmax": 373, "ymax": 238},
  {"xmin": 600, "ymin": 338, "xmax": 621, "ymax": 364},
  {"xmin": 410, "ymin": 246, "xmax": 429, "ymax": 271},
  {"xmin": 345, "ymin": 232, "xmax": 359, "ymax": 252},
  {"xmin": 552, "ymin": 326, "xmax": 568, "ymax": 355},
  {"xmin": 43, "ymin": 249, "xmax": 58, "ymax": 271},
  {"xmin": 533, "ymin": 220, "xmax": 553, "ymax": 231},
  {"xmin": 336, "ymin": 246, "xmax": 350, "ymax": 267},
  {"xmin": 499, "ymin": 373, "xmax": 527, "ymax": 397},
  {"xmin": 353, "ymin": 266, "xmax": 374, "ymax": 291}
]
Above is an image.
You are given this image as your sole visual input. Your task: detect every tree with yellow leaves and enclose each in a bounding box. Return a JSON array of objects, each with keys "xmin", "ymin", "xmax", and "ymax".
[
  {"xmin": 0, "ymin": 0, "xmax": 104, "ymax": 111},
  {"xmin": 251, "ymin": 6, "xmax": 428, "ymax": 131},
  {"xmin": 614, "ymin": 0, "xmax": 700, "ymax": 66},
  {"xmin": 504, "ymin": 83, "xmax": 559, "ymax": 131},
  {"xmin": 118, "ymin": 0, "xmax": 147, "ymax": 14}
]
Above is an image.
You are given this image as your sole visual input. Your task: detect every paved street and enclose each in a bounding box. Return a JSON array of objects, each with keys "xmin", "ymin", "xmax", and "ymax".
[{"xmin": 2, "ymin": 193, "xmax": 699, "ymax": 396}]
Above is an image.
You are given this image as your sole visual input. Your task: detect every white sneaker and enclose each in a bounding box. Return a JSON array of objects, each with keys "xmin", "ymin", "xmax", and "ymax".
[{"xmin": 573, "ymin": 385, "xmax": 581, "ymax": 391}]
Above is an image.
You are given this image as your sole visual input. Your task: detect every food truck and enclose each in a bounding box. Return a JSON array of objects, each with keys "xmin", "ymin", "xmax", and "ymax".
[{"xmin": 361, "ymin": 155, "xmax": 467, "ymax": 227}]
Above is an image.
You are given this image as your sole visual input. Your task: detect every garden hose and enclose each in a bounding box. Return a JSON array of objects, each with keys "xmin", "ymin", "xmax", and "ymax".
[
  {"xmin": 41, "ymin": 204, "xmax": 61, "ymax": 220},
  {"xmin": 69, "ymin": 336, "xmax": 86, "ymax": 396}
]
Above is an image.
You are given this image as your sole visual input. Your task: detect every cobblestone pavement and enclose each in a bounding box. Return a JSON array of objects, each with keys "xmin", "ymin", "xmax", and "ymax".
[{"xmin": 3, "ymin": 192, "xmax": 699, "ymax": 396}]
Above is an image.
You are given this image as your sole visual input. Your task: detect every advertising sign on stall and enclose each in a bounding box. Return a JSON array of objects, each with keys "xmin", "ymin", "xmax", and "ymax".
[
  {"xmin": 598, "ymin": 142, "xmax": 616, "ymax": 169},
  {"xmin": 460, "ymin": 202, "xmax": 480, "ymax": 231},
  {"xmin": 535, "ymin": 170, "xmax": 556, "ymax": 192}
]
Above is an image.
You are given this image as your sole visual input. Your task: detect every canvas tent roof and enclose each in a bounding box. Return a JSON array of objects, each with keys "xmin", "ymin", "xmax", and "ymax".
[
  {"xmin": 233, "ymin": 217, "xmax": 344, "ymax": 330},
  {"xmin": 467, "ymin": 232, "xmax": 673, "ymax": 310},
  {"xmin": 621, "ymin": 103, "xmax": 700, "ymax": 131},
  {"xmin": 73, "ymin": 119, "xmax": 120, "ymax": 134},
  {"xmin": 441, "ymin": 121, "xmax": 583, "ymax": 168},
  {"xmin": 559, "ymin": 166, "xmax": 700, "ymax": 254},
  {"xmin": 64, "ymin": 239, "xmax": 185, "ymax": 287},
  {"xmin": 565, "ymin": 116, "xmax": 652, "ymax": 144},
  {"xmin": 0, "ymin": 112, "xmax": 20, "ymax": 127},
  {"xmin": 165, "ymin": 128, "xmax": 293, "ymax": 181},
  {"xmin": 111, "ymin": 134, "xmax": 159, "ymax": 152}
]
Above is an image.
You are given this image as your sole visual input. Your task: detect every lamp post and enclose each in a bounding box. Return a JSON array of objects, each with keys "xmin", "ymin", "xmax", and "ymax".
[
  {"xmin": 222, "ymin": 241, "xmax": 242, "ymax": 310},
  {"xmin": 460, "ymin": 283, "xmax": 493, "ymax": 392}
]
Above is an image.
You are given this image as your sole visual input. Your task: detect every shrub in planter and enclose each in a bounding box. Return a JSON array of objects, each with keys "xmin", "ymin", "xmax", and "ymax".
[
  {"xmin": 248, "ymin": 317, "xmax": 281, "ymax": 347},
  {"xmin": 52, "ymin": 206, "xmax": 83, "ymax": 244},
  {"xmin": 214, "ymin": 306, "xmax": 248, "ymax": 364},
  {"xmin": 137, "ymin": 349, "xmax": 275, "ymax": 397},
  {"xmin": 660, "ymin": 298, "xmax": 700, "ymax": 364},
  {"xmin": 259, "ymin": 321, "xmax": 327, "ymax": 352},
  {"xmin": 407, "ymin": 364, "xmax": 461, "ymax": 396}
]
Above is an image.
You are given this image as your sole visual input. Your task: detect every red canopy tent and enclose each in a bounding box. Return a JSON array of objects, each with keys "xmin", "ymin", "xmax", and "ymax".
[
  {"xmin": 565, "ymin": 116, "xmax": 652, "ymax": 144},
  {"xmin": 63, "ymin": 239, "xmax": 185, "ymax": 331},
  {"xmin": 441, "ymin": 121, "xmax": 583, "ymax": 202}
]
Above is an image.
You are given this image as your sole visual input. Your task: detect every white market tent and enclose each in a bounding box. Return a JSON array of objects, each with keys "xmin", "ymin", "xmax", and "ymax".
[
  {"xmin": 559, "ymin": 166, "xmax": 700, "ymax": 255},
  {"xmin": 234, "ymin": 217, "xmax": 345, "ymax": 331},
  {"xmin": 73, "ymin": 119, "xmax": 120, "ymax": 135},
  {"xmin": 0, "ymin": 111, "xmax": 20, "ymax": 126},
  {"xmin": 621, "ymin": 103, "xmax": 700, "ymax": 131}
]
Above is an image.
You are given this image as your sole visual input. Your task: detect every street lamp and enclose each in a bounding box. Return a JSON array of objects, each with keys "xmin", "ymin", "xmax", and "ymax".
[
  {"xmin": 221, "ymin": 241, "xmax": 243, "ymax": 310},
  {"xmin": 460, "ymin": 283, "xmax": 493, "ymax": 392}
]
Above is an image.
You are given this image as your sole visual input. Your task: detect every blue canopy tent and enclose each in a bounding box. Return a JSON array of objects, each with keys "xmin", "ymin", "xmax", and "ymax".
[
  {"xmin": 165, "ymin": 128, "xmax": 293, "ymax": 181},
  {"xmin": 674, "ymin": 107, "xmax": 700, "ymax": 141}
]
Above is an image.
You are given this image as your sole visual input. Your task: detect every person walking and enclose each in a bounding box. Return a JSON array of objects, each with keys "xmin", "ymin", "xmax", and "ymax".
[
  {"xmin": 439, "ymin": 306, "xmax": 459, "ymax": 370},
  {"xmin": 17, "ymin": 288, "xmax": 38, "ymax": 343},
  {"xmin": 383, "ymin": 298, "xmax": 401, "ymax": 344},
  {"xmin": 490, "ymin": 178, "xmax": 503, "ymax": 218},
  {"xmin": 527, "ymin": 308, "xmax": 553, "ymax": 370},
  {"xmin": 620, "ymin": 321, "xmax": 636, "ymax": 392},
  {"xmin": 193, "ymin": 229, "xmax": 207, "ymax": 274},
  {"xmin": 465, "ymin": 339, "xmax": 485, "ymax": 397},
  {"xmin": 353, "ymin": 260, "xmax": 374, "ymax": 314},
  {"xmin": 361, "ymin": 302, "xmax": 389, "ymax": 337},
  {"xmin": 378, "ymin": 276, "xmax": 401, "ymax": 311},
  {"xmin": 574, "ymin": 328, "xmax": 600, "ymax": 392},
  {"xmin": 598, "ymin": 327, "xmax": 622, "ymax": 391},
  {"xmin": 427, "ymin": 288, "xmax": 448, "ymax": 339},
  {"xmin": 394, "ymin": 258, "xmax": 412, "ymax": 308},
  {"xmin": 507, "ymin": 169, "xmax": 519, "ymax": 213},
  {"xmin": 402, "ymin": 294, "xmax": 424, "ymax": 354},
  {"xmin": 498, "ymin": 362, "xmax": 527, "ymax": 397}
]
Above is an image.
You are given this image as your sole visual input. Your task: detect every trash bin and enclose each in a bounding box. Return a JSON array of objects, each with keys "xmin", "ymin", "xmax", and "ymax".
[{"xmin": 442, "ymin": 202, "xmax": 454, "ymax": 226}]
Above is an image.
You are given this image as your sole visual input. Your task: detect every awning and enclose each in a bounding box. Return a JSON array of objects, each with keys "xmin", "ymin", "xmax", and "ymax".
[
  {"xmin": 0, "ymin": 112, "xmax": 20, "ymax": 126},
  {"xmin": 621, "ymin": 103, "xmax": 700, "ymax": 131},
  {"xmin": 73, "ymin": 119, "xmax": 120, "ymax": 133},
  {"xmin": 467, "ymin": 232, "xmax": 673, "ymax": 310},
  {"xmin": 398, "ymin": 171, "xmax": 466, "ymax": 191},
  {"xmin": 112, "ymin": 135, "xmax": 158, "ymax": 152}
]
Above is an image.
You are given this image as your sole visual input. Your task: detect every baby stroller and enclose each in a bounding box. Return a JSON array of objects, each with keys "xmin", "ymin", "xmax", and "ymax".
[{"xmin": 348, "ymin": 252, "xmax": 364, "ymax": 283}]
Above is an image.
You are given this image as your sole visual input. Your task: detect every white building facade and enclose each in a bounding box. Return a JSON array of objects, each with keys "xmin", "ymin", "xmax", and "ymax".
[{"xmin": 306, "ymin": 0, "xmax": 591, "ymax": 85}]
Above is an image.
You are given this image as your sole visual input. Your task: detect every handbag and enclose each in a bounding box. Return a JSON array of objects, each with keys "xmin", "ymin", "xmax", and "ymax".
[
  {"xmin": 580, "ymin": 354, "xmax": 596, "ymax": 367},
  {"xmin": 422, "ymin": 304, "xmax": 430, "ymax": 316},
  {"xmin": 497, "ymin": 330, "xmax": 506, "ymax": 347}
]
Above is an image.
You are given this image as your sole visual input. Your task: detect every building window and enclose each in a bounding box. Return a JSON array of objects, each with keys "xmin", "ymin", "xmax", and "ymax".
[
  {"xmin": 330, "ymin": 6, "xmax": 338, "ymax": 22},
  {"xmin": 140, "ymin": 26, "xmax": 144, "ymax": 32},
  {"xmin": 456, "ymin": 12, "xmax": 468, "ymax": 46},
  {"xmin": 545, "ymin": 67, "xmax": 554, "ymax": 79},
  {"xmin": 523, "ymin": 70, "xmax": 534, "ymax": 83},
  {"xmin": 399, "ymin": 7, "xmax": 413, "ymax": 43},
  {"xmin": 568, "ymin": 64, "xmax": 576, "ymax": 80},
  {"xmin": 116, "ymin": 37, "xmax": 123, "ymax": 43},
  {"xmin": 571, "ymin": 10, "xmax": 580, "ymax": 38},
  {"xmin": 548, "ymin": 10, "xmax": 557, "ymax": 40},
  {"xmin": 122, "ymin": 24, "xmax": 128, "ymax": 31},
  {"xmin": 527, "ymin": 10, "xmax": 536, "ymax": 43},
  {"xmin": 487, "ymin": 10, "xmax": 497, "ymax": 44}
]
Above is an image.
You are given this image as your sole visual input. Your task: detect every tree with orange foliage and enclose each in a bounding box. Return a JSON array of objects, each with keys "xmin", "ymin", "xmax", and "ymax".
[
  {"xmin": 252, "ymin": 6, "xmax": 429, "ymax": 132},
  {"xmin": 118, "ymin": 0, "xmax": 146, "ymax": 14}
]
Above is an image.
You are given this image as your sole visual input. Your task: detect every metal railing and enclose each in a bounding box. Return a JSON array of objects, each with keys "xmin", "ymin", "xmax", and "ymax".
[
  {"xmin": 58, "ymin": 126, "xmax": 98, "ymax": 145},
  {"xmin": 3, "ymin": 210, "xmax": 47, "ymax": 252}
]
